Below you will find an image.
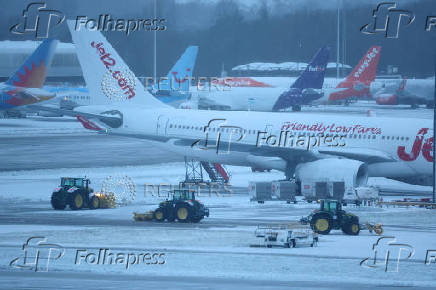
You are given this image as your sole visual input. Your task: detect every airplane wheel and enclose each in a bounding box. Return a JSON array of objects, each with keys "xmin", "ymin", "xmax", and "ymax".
[{"xmin": 292, "ymin": 105, "xmax": 301, "ymax": 112}]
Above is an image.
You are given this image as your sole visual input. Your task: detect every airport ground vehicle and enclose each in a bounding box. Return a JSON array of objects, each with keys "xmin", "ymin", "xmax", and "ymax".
[
  {"xmin": 249, "ymin": 181, "xmax": 273, "ymax": 203},
  {"xmin": 272, "ymin": 180, "xmax": 298, "ymax": 203},
  {"xmin": 255, "ymin": 225, "xmax": 318, "ymax": 248},
  {"xmin": 51, "ymin": 177, "xmax": 114, "ymax": 210},
  {"xmin": 134, "ymin": 188, "xmax": 209, "ymax": 223},
  {"xmin": 300, "ymin": 199, "xmax": 383, "ymax": 235}
]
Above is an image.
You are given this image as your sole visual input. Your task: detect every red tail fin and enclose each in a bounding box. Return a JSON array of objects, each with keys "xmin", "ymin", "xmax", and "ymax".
[{"xmin": 336, "ymin": 46, "xmax": 381, "ymax": 89}]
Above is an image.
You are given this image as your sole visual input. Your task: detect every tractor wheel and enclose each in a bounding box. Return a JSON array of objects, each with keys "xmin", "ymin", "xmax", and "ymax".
[
  {"xmin": 70, "ymin": 192, "xmax": 84, "ymax": 210},
  {"xmin": 166, "ymin": 212, "xmax": 176, "ymax": 222},
  {"xmin": 291, "ymin": 239, "xmax": 296, "ymax": 248},
  {"xmin": 153, "ymin": 208, "xmax": 165, "ymax": 222},
  {"xmin": 51, "ymin": 192, "xmax": 66, "ymax": 210},
  {"xmin": 311, "ymin": 213, "xmax": 332, "ymax": 235},
  {"xmin": 89, "ymin": 195, "xmax": 100, "ymax": 209},
  {"xmin": 343, "ymin": 221, "xmax": 360, "ymax": 235},
  {"xmin": 175, "ymin": 205, "xmax": 191, "ymax": 222},
  {"xmin": 191, "ymin": 216, "xmax": 203, "ymax": 223}
]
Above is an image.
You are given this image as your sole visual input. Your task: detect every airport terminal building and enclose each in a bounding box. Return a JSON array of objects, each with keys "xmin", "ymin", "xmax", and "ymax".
[{"xmin": 0, "ymin": 40, "xmax": 84, "ymax": 85}]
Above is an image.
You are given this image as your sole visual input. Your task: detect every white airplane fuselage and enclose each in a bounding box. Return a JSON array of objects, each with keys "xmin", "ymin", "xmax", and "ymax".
[
  {"xmin": 196, "ymin": 78, "xmax": 434, "ymax": 111},
  {"xmin": 100, "ymin": 106, "xmax": 432, "ymax": 181}
]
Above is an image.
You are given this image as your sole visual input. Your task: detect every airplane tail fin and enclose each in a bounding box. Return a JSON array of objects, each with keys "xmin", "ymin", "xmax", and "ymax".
[
  {"xmin": 272, "ymin": 46, "xmax": 329, "ymax": 111},
  {"xmin": 291, "ymin": 46, "xmax": 329, "ymax": 90},
  {"xmin": 336, "ymin": 46, "xmax": 381, "ymax": 88},
  {"xmin": 329, "ymin": 46, "xmax": 381, "ymax": 102},
  {"xmin": 6, "ymin": 38, "xmax": 58, "ymax": 88},
  {"xmin": 67, "ymin": 20, "xmax": 171, "ymax": 109},
  {"xmin": 158, "ymin": 46, "xmax": 198, "ymax": 92}
]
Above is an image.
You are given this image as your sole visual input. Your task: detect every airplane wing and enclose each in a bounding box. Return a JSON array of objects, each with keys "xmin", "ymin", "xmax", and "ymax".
[
  {"xmin": 27, "ymin": 104, "xmax": 122, "ymax": 129},
  {"xmin": 317, "ymin": 147, "xmax": 395, "ymax": 163}
]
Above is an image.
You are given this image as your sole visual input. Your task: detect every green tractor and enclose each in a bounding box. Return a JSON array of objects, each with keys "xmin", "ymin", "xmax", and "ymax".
[
  {"xmin": 51, "ymin": 177, "xmax": 101, "ymax": 210},
  {"xmin": 135, "ymin": 188, "xmax": 209, "ymax": 223},
  {"xmin": 153, "ymin": 188, "xmax": 209, "ymax": 223},
  {"xmin": 300, "ymin": 199, "xmax": 361, "ymax": 235}
]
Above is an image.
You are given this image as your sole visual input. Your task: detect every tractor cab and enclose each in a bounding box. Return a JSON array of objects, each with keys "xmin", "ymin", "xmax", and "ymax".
[
  {"xmin": 172, "ymin": 189, "xmax": 195, "ymax": 201},
  {"xmin": 60, "ymin": 177, "xmax": 91, "ymax": 191},
  {"xmin": 320, "ymin": 199, "xmax": 341, "ymax": 213}
]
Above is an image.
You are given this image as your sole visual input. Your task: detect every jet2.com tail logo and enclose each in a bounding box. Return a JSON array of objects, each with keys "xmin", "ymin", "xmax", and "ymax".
[{"xmin": 10, "ymin": 2, "xmax": 65, "ymax": 39}]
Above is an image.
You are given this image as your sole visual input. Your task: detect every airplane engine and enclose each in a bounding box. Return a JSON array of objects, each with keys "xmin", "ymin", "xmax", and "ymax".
[
  {"xmin": 38, "ymin": 111, "xmax": 63, "ymax": 117},
  {"xmin": 376, "ymin": 94, "xmax": 398, "ymax": 105},
  {"xmin": 295, "ymin": 159, "xmax": 368, "ymax": 188}
]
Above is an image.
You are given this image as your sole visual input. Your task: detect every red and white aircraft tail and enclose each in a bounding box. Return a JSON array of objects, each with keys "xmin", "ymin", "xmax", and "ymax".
[{"xmin": 329, "ymin": 46, "xmax": 382, "ymax": 102}]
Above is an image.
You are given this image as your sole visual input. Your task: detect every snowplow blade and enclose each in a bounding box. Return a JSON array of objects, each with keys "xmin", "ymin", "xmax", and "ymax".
[
  {"xmin": 95, "ymin": 192, "xmax": 116, "ymax": 208},
  {"xmin": 133, "ymin": 211, "xmax": 154, "ymax": 221},
  {"xmin": 364, "ymin": 221, "xmax": 384, "ymax": 235}
]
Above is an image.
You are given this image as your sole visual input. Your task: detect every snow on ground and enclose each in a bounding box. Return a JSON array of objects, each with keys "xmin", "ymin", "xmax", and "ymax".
[
  {"xmin": 0, "ymin": 116, "xmax": 90, "ymax": 137},
  {"xmin": 1, "ymin": 109, "xmax": 435, "ymax": 287},
  {"xmin": 0, "ymin": 162, "xmax": 430, "ymax": 202},
  {"xmin": 1, "ymin": 217, "xmax": 436, "ymax": 287}
]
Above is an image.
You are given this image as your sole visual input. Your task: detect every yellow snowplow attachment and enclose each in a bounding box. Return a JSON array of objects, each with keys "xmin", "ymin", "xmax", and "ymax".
[
  {"xmin": 133, "ymin": 211, "xmax": 154, "ymax": 221},
  {"xmin": 94, "ymin": 192, "xmax": 116, "ymax": 209},
  {"xmin": 365, "ymin": 221, "xmax": 384, "ymax": 235}
]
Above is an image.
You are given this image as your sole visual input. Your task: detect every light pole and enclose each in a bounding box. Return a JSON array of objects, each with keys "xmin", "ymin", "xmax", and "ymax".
[
  {"xmin": 336, "ymin": 5, "xmax": 340, "ymax": 80},
  {"xmin": 153, "ymin": 0, "xmax": 157, "ymax": 85},
  {"xmin": 433, "ymin": 54, "xmax": 435, "ymax": 203}
]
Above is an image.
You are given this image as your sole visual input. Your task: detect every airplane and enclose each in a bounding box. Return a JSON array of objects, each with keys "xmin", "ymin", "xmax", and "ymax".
[
  {"xmin": 312, "ymin": 46, "xmax": 382, "ymax": 105},
  {"xmin": 34, "ymin": 22, "xmax": 433, "ymax": 191},
  {"xmin": 29, "ymin": 45, "xmax": 198, "ymax": 117},
  {"xmin": 194, "ymin": 46, "xmax": 329, "ymax": 112},
  {"xmin": 194, "ymin": 46, "xmax": 381, "ymax": 111},
  {"xmin": 272, "ymin": 46, "xmax": 329, "ymax": 112},
  {"xmin": 150, "ymin": 45, "xmax": 199, "ymax": 107},
  {"xmin": 0, "ymin": 38, "xmax": 58, "ymax": 115},
  {"xmin": 35, "ymin": 86, "xmax": 91, "ymax": 117},
  {"xmin": 373, "ymin": 77, "xmax": 435, "ymax": 108}
]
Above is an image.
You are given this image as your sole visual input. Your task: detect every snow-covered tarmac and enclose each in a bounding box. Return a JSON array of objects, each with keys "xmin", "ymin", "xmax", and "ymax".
[{"xmin": 0, "ymin": 106, "xmax": 435, "ymax": 289}]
